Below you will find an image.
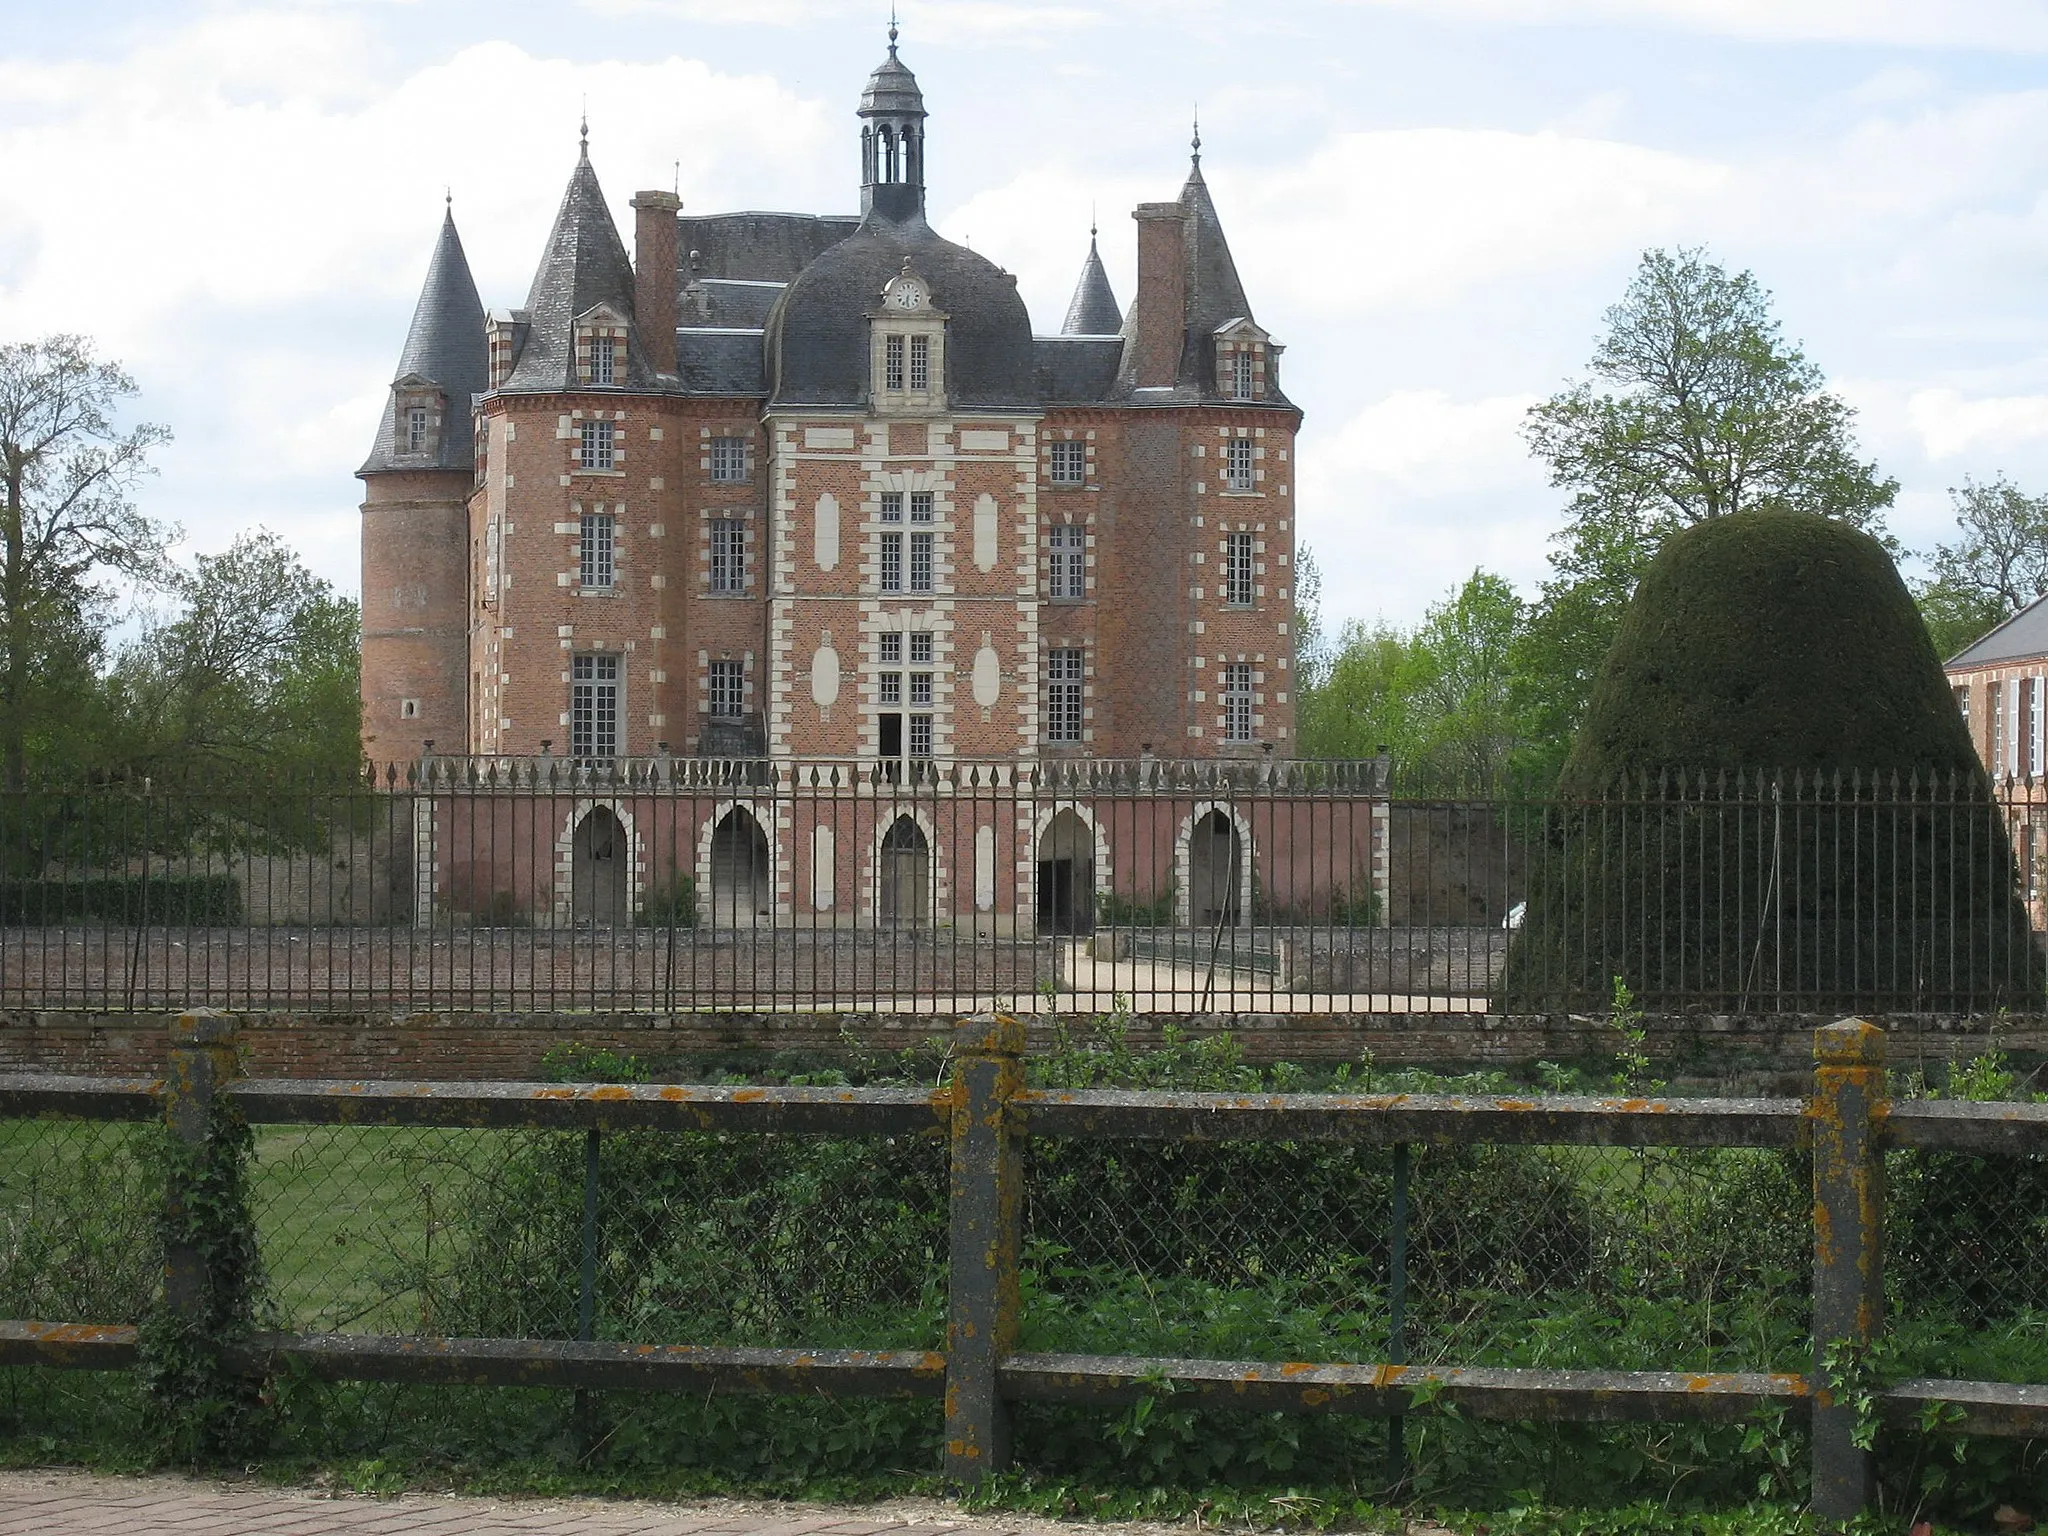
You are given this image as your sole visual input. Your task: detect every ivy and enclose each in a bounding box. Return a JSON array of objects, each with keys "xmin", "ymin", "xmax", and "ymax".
[{"xmin": 136, "ymin": 1093, "xmax": 270, "ymax": 1464}]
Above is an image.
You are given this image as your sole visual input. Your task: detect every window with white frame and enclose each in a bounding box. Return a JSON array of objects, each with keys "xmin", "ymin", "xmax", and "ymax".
[
  {"xmin": 908, "ymin": 532, "xmax": 933, "ymax": 593},
  {"xmin": 1223, "ymin": 662, "xmax": 1253, "ymax": 742},
  {"xmin": 1223, "ymin": 437, "xmax": 1254, "ymax": 491},
  {"xmin": 710, "ymin": 435, "xmax": 749, "ymax": 482},
  {"xmin": 2034, "ymin": 677, "xmax": 2045, "ymax": 777},
  {"xmin": 909, "ymin": 633, "xmax": 933, "ymax": 665},
  {"xmin": 589, "ymin": 334, "xmax": 617, "ymax": 385},
  {"xmin": 909, "ymin": 334, "xmax": 931, "ymax": 392},
  {"xmin": 908, "ymin": 713, "xmax": 933, "ymax": 758},
  {"xmin": 710, "ymin": 518, "xmax": 746, "ymax": 593},
  {"xmin": 1992, "ymin": 682, "xmax": 2006, "ymax": 774},
  {"xmin": 910, "ymin": 491, "xmax": 934, "ymax": 524},
  {"xmin": 880, "ymin": 492, "xmax": 904, "ymax": 523},
  {"xmin": 1230, "ymin": 350, "xmax": 1254, "ymax": 401},
  {"xmin": 708, "ymin": 659, "xmax": 744, "ymax": 718},
  {"xmin": 1046, "ymin": 648, "xmax": 1083, "ymax": 743},
  {"xmin": 1049, "ymin": 440, "xmax": 1085, "ymax": 486},
  {"xmin": 571, "ymin": 654, "xmax": 620, "ymax": 758},
  {"xmin": 579, "ymin": 419, "xmax": 615, "ymax": 470},
  {"xmin": 580, "ymin": 512, "xmax": 615, "ymax": 589},
  {"xmin": 405, "ymin": 406, "xmax": 429, "ymax": 453},
  {"xmin": 881, "ymin": 631, "xmax": 904, "ymax": 665},
  {"xmin": 1223, "ymin": 532, "xmax": 1254, "ymax": 606},
  {"xmin": 909, "ymin": 667, "xmax": 932, "ymax": 707},
  {"xmin": 885, "ymin": 335, "xmax": 906, "ymax": 391},
  {"xmin": 880, "ymin": 532, "xmax": 903, "ymax": 593},
  {"xmin": 1048, "ymin": 524, "xmax": 1084, "ymax": 600}
]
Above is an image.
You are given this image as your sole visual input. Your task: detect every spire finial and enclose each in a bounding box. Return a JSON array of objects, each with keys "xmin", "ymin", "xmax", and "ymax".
[
  {"xmin": 1090, "ymin": 202, "xmax": 1097, "ymax": 241},
  {"xmin": 1191, "ymin": 107, "xmax": 1201, "ymax": 165},
  {"xmin": 888, "ymin": 4, "xmax": 898, "ymax": 53},
  {"xmin": 444, "ymin": 185, "xmax": 452, "ymax": 213},
  {"xmin": 579, "ymin": 99, "xmax": 589, "ymax": 157}
]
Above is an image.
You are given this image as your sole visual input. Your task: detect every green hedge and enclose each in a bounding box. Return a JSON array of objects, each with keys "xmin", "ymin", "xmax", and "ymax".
[{"xmin": 0, "ymin": 875, "xmax": 244, "ymax": 925}]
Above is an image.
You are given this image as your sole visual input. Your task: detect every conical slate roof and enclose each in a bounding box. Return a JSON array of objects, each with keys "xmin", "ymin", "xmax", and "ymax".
[
  {"xmin": 1061, "ymin": 231, "xmax": 1122, "ymax": 336},
  {"xmin": 360, "ymin": 206, "xmax": 487, "ymax": 473},
  {"xmin": 1177, "ymin": 158, "xmax": 1254, "ymax": 353},
  {"xmin": 860, "ymin": 35, "xmax": 927, "ymax": 118},
  {"xmin": 502, "ymin": 139, "xmax": 653, "ymax": 392}
]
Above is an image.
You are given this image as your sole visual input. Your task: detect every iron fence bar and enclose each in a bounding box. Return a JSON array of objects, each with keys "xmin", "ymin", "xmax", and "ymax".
[{"xmin": 1387, "ymin": 1139, "xmax": 1409, "ymax": 1490}]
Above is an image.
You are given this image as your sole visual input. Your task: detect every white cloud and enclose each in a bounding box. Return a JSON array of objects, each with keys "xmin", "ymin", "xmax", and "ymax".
[
  {"xmin": 577, "ymin": 0, "xmax": 1104, "ymax": 43},
  {"xmin": 1908, "ymin": 388, "xmax": 2048, "ymax": 461},
  {"xmin": 1334, "ymin": 0, "xmax": 2048, "ymax": 50}
]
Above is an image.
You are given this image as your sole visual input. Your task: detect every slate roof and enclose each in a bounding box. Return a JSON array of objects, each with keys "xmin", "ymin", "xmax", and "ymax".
[
  {"xmin": 678, "ymin": 212, "xmax": 860, "ymax": 283},
  {"xmin": 1034, "ymin": 336, "xmax": 1121, "ymax": 404},
  {"xmin": 682, "ymin": 279, "xmax": 786, "ymax": 329},
  {"xmin": 1115, "ymin": 157, "xmax": 1292, "ymax": 409},
  {"xmin": 1061, "ymin": 231, "xmax": 1123, "ymax": 336},
  {"xmin": 502, "ymin": 142, "xmax": 656, "ymax": 392},
  {"xmin": 676, "ymin": 329, "xmax": 768, "ymax": 396},
  {"xmin": 361, "ymin": 207, "xmax": 488, "ymax": 474},
  {"xmin": 1949, "ymin": 593, "xmax": 2048, "ymax": 667},
  {"xmin": 860, "ymin": 41, "xmax": 927, "ymax": 119},
  {"xmin": 766, "ymin": 206, "xmax": 1036, "ymax": 409}
]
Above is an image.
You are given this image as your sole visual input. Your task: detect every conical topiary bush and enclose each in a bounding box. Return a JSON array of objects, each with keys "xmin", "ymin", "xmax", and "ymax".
[{"xmin": 1502, "ymin": 510, "xmax": 2040, "ymax": 1012}]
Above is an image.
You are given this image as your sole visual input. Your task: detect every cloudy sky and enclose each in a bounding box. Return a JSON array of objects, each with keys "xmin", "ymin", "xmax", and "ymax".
[{"xmin": 6, "ymin": 0, "xmax": 2048, "ymax": 635}]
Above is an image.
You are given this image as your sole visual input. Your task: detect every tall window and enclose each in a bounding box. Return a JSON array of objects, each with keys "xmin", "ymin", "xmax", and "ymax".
[
  {"xmin": 908, "ymin": 531, "xmax": 934, "ymax": 593},
  {"xmin": 909, "ymin": 491, "xmax": 934, "ymax": 523},
  {"xmin": 710, "ymin": 436, "xmax": 749, "ymax": 482},
  {"xmin": 1993, "ymin": 683, "xmax": 2007, "ymax": 775},
  {"xmin": 1223, "ymin": 662, "xmax": 1253, "ymax": 743},
  {"xmin": 580, "ymin": 512, "xmax": 615, "ymax": 590},
  {"xmin": 1223, "ymin": 437, "xmax": 1254, "ymax": 491},
  {"xmin": 1048, "ymin": 524, "xmax": 1084, "ymax": 599},
  {"xmin": 1223, "ymin": 532, "xmax": 1254, "ymax": 606},
  {"xmin": 908, "ymin": 713, "xmax": 933, "ymax": 758},
  {"xmin": 590, "ymin": 334, "xmax": 616, "ymax": 385},
  {"xmin": 572, "ymin": 654, "xmax": 620, "ymax": 758},
  {"xmin": 886, "ymin": 334, "xmax": 906, "ymax": 391},
  {"xmin": 708, "ymin": 659, "xmax": 744, "ymax": 718},
  {"xmin": 579, "ymin": 419, "xmax": 615, "ymax": 470},
  {"xmin": 1955, "ymin": 685, "xmax": 1970, "ymax": 730},
  {"xmin": 710, "ymin": 518, "xmax": 746, "ymax": 593},
  {"xmin": 880, "ymin": 532, "xmax": 903, "ymax": 593},
  {"xmin": 1046, "ymin": 648, "xmax": 1083, "ymax": 743},
  {"xmin": 909, "ymin": 334, "xmax": 930, "ymax": 391},
  {"xmin": 405, "ymin": 406, "xmax": 429, "ymax": 453},
  {"xmin": 1049, "ymin": 440, "xmax": 1085, "ymax": 486},
  {"xmin": 1230, "ymin": 350, "xmax": 1254, "ymax": 400}
]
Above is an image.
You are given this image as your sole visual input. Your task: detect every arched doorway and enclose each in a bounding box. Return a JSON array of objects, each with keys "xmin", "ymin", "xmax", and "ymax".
[
  {"xmin": 878, "ymin": 816, "xmax": 929, "ymax": 926},
  {"xmin": 1188, "ymin": 809, "xmax": 1243, "ymax": 928},
  {"xmin": 1036, "ymin": 809, "xmax": 1095, "ymax": 935},
  {"xmin": 708, "ymin": 808, "xmax": 771, "ymax": 926},
  {"xmin": 571, "ymin": 807, "xmax": 628, "ymax": 927}
]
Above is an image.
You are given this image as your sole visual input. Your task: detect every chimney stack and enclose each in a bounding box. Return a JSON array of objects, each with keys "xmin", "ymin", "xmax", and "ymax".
[
  {"xmin": 1127, "ymin": 202, "xmax": 1186, "ymax": 389},
  {"xmin": 630, "ymin": 190, "xmax": 682, "ymax": 375}
]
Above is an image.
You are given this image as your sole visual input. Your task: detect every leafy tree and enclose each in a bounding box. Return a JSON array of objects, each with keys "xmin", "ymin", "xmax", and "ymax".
[
  {"xmin": 102, "ymin": 530, "xmax": 360, "ymax": 782},
  {"xmin": 1297, "ymin": 570, "xmax": 1526, "ymax": 784},
  {"xmin": 1914, "ymin": 474, "xmax": 2048, "ymax": 660},
  {"xmin": 0, "ymin": 336, "xmax": 172, "ymax": 786},
  {"xmin": 1515, "ymin": 249, "xmax": 1898, "ymax": 776}
]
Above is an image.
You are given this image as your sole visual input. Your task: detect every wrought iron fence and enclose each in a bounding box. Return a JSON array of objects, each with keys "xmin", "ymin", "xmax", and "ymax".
[
  {"xmin": 2, "ymin": 760, "xmax": 2045, "ymax": 1013},
  {"xmin": 2, "ymin": 1011, "xmax": 2046, "ymax": 1518}
]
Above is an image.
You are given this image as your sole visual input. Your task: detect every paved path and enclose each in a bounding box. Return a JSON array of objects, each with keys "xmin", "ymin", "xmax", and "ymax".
[{"xmin": 0, "ymin": 1471, "xmax": 1201, "ymax": 1536}]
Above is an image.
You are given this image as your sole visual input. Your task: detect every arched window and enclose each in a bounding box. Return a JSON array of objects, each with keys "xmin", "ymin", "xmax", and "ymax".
[{"xmin": 881, "ymin": 125, "xmax": 899, "ymax": 183}]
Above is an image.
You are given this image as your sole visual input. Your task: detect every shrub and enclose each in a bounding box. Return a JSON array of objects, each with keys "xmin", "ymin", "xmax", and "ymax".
[
  {"xmin": 635, "ymin": 875, "xmax": 699, "ymax": 929},
  {"xmin": 1504, "ymin": 512, "xmax": 2040, "ymax": 1010},
  {"xmin": 0, "ymin": 875, "xmax": 242, "ymax": 925}
]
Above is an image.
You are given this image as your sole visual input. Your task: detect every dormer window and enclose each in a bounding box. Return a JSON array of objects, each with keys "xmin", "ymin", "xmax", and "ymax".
[
  {"xmin": 591, "ymin": 336, "xmax": 616, "ymax": 385},
  {"xmin": 390, "ymin": 377, "xmax": 441, "ymax": 459},
  {"xmin": 1231, "ymin": 351, "xmax": 1254, "ymax": 401},
  {"xmin": 870, "ymin": 263, "xmax": 947, "ymax": 412},
  {"xmin": 406, "ymin": 406, "xmax": 429, "ymax": 452},
  {"xmin": 575, "ymin": 305, "xmax": 629, "ymax": 388},
  {"xmin": 1214, "ymin": 320, "xmax": 1276, "ymax": 402}
]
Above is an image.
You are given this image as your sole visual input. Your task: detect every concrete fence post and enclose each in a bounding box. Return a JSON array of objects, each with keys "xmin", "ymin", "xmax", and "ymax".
[
  {"xmin": 162, "ymin": 1008, "xmax": 240, "ymax": 1322},
  {"xmin": 945, "ymin": 1011, "xmax": 1026, "ymax": 1484},
  {"xmin": 1810, "ymin": 1017, "xmax": 1886, "ymax": 1521}
]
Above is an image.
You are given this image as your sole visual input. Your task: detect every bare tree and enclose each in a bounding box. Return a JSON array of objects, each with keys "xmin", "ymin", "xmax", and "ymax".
[{"xmin": 0, "ymin": 336, "xmax": 172, "ymax": 785}]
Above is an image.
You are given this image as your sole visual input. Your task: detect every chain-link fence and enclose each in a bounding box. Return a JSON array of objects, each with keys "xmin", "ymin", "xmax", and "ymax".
[
  {"xmin": 250, "ymin": 1124, "xmax": 947, "ymax": 1348},
  {"xmin": 0, "ymin": 1117, "xmax": 160, "ymax": 1326}
]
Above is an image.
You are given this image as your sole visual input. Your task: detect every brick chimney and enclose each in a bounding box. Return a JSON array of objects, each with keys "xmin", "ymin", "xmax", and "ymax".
[
  {"xmin": 1127, "ymin": 202, "xmax": 1186, "ymax": 389},
  {"xmin": 630, "ymin": 190, "xmax": 682, "ymax": 375}
]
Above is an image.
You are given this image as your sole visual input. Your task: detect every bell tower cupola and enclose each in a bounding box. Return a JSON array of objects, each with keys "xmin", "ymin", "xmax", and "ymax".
[{"xmin": 859, "ymin": 20, "xmax": 927, "ymax": 222}]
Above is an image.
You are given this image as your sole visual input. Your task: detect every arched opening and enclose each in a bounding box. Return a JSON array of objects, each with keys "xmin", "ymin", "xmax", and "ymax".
[
  {"xmin": 1036, "ymin": 809, "xmax": 1095, "ymax": 935},
  {"xmin": 880, "ymin": 125, "xmax": 899, "ymax": 183},
  {"xmin": 878, "ymin": 815, "xmax": 929, "ymax": 926},
  {"xmin": 1188, "ymin": 809, "xmax": 1243, "ymax": 929},
  {"xmin": 861, "ymin": 124, "xmax": 875, "ymax": 184},
  {"xmin": 708, "ymin": 808, "xmax": 771, "ymax": 927},
  {"xmin": 904, "ymin": 127, "xmax": 922, "ymax": 186},
  {"xmin": 571, "ymin": 807, "xmax": 629, "ymax": 928}
]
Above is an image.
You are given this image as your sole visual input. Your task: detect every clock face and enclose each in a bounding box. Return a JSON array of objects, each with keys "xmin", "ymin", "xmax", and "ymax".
[{"xmin": 889, "ymin": 282, "xmax": 923, "ymax": 310}]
